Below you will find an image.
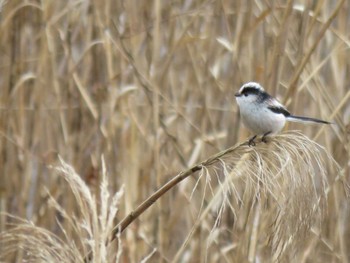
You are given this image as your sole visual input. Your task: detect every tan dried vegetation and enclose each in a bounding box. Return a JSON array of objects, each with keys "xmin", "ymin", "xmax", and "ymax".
[{"xmin": 0, "ymin": 0, "xmax": 349, "ymax": 262}]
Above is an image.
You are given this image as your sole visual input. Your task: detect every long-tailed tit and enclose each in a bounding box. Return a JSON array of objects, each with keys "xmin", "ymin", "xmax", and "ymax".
[{"xmin": 235, "ymin": 82, "xmax": 331, "ymax": 145}]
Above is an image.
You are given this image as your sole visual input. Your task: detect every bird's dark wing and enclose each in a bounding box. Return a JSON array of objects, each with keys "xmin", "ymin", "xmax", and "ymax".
[{"xmin": 267, "ymin": 105, "xmax": 291, "ymax": 117}]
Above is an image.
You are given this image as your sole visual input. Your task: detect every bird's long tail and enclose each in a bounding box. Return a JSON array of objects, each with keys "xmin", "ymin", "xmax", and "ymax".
[{"xmin": 286, "ymin": 115, "xmax": 331, "ymax": 124}]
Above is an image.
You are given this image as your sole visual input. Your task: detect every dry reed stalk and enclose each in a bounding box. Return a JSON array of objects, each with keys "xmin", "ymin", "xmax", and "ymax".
[{"xmin": 283, "ymin": 0, "xmax": 346, "ymax": 104}]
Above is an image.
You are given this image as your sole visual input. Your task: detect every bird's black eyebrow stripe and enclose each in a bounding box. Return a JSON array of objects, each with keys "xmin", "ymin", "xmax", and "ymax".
[
  {"xmin": 268, "ymin": 106, "xmax": 291, "ymax": 116},
  {"xmin": 241, "ymin": 87, "xmax": 261, "ymax": 95}
]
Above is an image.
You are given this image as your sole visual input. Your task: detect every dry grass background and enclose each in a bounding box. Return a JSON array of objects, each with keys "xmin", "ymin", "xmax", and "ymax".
[{"xmin": 0, "ymin": 0, "xmax": 350, "ymax": 262}]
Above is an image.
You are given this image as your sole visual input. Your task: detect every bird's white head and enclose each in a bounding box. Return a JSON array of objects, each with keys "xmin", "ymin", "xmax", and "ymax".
[{"xmin": 234, "ymin": 82, "xmax": 265, "ymax": 105}]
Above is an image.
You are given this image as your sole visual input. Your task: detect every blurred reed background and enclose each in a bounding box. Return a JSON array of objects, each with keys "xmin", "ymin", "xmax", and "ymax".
[{"xmin": 0, "ymin": 0, "xmax": 349, "ymax": 262}]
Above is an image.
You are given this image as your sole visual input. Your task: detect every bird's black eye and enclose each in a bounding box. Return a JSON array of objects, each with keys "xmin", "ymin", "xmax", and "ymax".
[{"xmin": 244, "ymin": 93, "xmax": 248, "ymax": 97}]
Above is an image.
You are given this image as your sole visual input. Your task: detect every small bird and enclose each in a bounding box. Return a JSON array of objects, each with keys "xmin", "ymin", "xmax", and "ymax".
[{"xmin": 235, "ymin": 82, "xmax": 331, "ymax": 145}]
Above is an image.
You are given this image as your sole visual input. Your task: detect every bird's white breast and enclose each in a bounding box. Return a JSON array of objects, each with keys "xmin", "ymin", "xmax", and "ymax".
[{"xmin": 236, "ymin": 100, "xmax": 286, "ymax": 135}]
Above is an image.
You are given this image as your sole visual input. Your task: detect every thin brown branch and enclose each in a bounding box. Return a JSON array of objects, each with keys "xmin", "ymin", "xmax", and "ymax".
[{"xmin": 113, "ymin": 139, "xmax": 249, "ymax": 236}]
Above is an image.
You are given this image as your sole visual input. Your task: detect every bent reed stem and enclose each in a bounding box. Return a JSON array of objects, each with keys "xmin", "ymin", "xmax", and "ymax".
[{"xmin": 112, "ymin": 140, "xmax": 249, "ymax": 237}]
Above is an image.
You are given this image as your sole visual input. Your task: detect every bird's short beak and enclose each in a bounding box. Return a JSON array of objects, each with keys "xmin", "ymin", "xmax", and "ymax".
[{"xmin": 234, "ymin": 93, "xmax": 241, "ymax": 97}]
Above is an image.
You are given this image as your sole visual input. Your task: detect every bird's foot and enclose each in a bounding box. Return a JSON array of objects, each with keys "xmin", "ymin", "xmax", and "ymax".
[
  {"xmin": 261, "ymin": 131, "xmax": 272, "ymax": 143},
  {"xmin": 248, "ymin": 135, "xmax": 257, "ymax": 146}
]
